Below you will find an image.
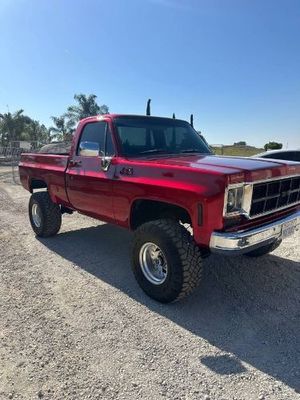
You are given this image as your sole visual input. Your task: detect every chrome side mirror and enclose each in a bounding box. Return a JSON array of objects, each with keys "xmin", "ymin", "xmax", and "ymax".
[{"xmin": 79, "ymin": 141, "xmax": 99, "ymax": 157}]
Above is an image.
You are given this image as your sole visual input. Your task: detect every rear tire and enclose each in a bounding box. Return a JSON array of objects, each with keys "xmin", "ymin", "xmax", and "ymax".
[
  {"xmin": 29, "ymin": 192, "xmax": 61, "ymax": 237},
  {"xmin": 244, "ymin": 240, "xmax": 281, "ymax": 257},
  {"xmin": 132, "ymin": 219, "xmax": 203, "ymax": 303}
]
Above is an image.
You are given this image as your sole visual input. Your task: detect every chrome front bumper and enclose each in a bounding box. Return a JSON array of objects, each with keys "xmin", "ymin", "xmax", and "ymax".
[{"xmin": 209, "ymin": 210, "xmax": 300, "ymax": 255}]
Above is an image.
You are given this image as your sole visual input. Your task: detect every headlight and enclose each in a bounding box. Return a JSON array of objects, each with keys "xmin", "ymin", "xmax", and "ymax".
[
  {"xmin": 226, "ymin": 186, "xmax": 244, "ymax": 214},
  {"xmin": 224, "ymin": 184, "xmax": 253, "ymax": 217}
]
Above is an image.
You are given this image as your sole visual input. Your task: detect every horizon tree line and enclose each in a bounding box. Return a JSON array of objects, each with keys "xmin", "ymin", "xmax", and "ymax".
[{"xmin": 0, "ymin": 93, "xmax": 109, "ymax": 147}]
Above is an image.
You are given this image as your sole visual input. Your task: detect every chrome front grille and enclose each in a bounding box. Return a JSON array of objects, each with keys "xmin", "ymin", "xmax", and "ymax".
[{"xmin": 250, "ymin": 176, "xmax": 300, "ymax": 217}]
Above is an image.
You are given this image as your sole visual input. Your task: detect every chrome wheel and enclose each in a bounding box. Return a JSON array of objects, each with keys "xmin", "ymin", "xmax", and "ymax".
[
  {"xmin": 32, "ymin": 203, "xmax": 42, "ymax": 227},
  {"xmin": 139, "ymin": 242, "xmax": 168, "ymax": 285}
]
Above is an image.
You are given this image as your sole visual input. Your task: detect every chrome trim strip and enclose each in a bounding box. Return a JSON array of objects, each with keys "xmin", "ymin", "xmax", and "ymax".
[
  {"xmin": 227, "ymin": 174, "xmax": 300, "ymax": 189},
  {"xmin": 248, "ymin": 200, "xmax": 300, "ymax": 219},
  {"xmin": 242, "ymin": 183, "xmax": 253, "ymax": 215},
  {"xmin": 244, "ymin": 173, "xmax": 300, "ymax": 185},
  {"xmin": 210, "ymin": 210, "xmax": 300, "ymax": 254}
]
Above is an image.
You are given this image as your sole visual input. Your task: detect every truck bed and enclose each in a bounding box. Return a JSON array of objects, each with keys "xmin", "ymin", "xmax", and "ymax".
[{"xmin": 19, "ymin": 153, "xmax": 70, "ymax": 206}]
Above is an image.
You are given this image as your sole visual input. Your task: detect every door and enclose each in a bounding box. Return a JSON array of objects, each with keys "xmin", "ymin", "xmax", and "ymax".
[{"xmin": 66, "ymin": 120, "xmax": 116, "ymax": 223}]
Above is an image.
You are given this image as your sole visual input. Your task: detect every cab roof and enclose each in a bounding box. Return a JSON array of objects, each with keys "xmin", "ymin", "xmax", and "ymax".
[{"xmin": 79, "ymin": 114, "xmax": 189, "ymax": 124}]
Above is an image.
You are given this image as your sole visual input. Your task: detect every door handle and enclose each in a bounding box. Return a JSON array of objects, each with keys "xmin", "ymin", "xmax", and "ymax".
[{"xmin": 69, "ymin": 159, "xmax": 82, "ymax": 167}]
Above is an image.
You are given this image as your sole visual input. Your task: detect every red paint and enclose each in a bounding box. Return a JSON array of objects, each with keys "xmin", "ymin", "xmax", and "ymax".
[{"xmin": 19, "ymin": 114, "xmax": 300, "ymax": 247}]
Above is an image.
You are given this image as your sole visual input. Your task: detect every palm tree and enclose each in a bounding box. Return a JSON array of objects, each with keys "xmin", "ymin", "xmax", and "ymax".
[
  {"xmin": 49, "ymin": 115, "xmax": 75, "ymax": 142},
  {"xmin": 24, "ymin": 120, "xmax": 51, "ymax": 145},
  {"xmin": 67, "ymin": 93, "xmax": 109, "ymax": 123},
  {"xmin": 0, "ymin": 109, "xmax": 30, "ymax": 146}
]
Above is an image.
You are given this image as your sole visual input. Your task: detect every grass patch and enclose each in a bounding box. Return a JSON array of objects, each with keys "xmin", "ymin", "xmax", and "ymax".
[{"xmin": 211, "ymin": 145, "xmax": 264, "ymax": 157}]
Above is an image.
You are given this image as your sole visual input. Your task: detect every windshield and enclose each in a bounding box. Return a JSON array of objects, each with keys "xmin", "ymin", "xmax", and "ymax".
[{"xmin": 114, "ymin": 117, "xmax": 212, "ymax": 157}]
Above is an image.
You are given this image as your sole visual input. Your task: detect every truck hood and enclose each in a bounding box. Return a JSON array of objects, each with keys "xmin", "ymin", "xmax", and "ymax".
[{"xmin": 139, "ymin": 154, "xmax": 300, "ymax": 183}]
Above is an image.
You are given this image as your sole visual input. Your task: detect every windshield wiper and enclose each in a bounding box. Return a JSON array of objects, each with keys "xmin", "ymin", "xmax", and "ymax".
[
  {"xmin": 139, "ymin": 148, "xmax": 168, "ymax": 154},
  {"xmin": 138, "ymin": 148, "xmax": 204, "ymax": 156},
  {"xmin": 180, "ymin": 149, "xmax": 202, "ymax": 153}
]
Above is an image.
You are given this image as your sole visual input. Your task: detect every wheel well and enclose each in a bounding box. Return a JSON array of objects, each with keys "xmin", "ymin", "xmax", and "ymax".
[
  {"xmin": 130, "ymin": 200, "xmax": 192, "ymax": 230},
  {"xmin": 30, "ymin": 179, "xmax": 47, "ymax": 192}
]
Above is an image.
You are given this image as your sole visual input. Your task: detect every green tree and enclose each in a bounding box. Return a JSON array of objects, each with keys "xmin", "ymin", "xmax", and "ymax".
[
  {"xmin": 24, "ymin": 120, "xmax": 51, "ymax": 144},
  {"xmin": 264, "ymin": 141, "xmax": 283, "ymax": 151},
  {"xmin": 234, "ymin": 141, "xmax": 247, "ymax": 146},
  {"xmin": 49, "ymin": 115, "xmax": 75, "ymax": 142},
  {"xmin": 0, "ymin": 109, "xmax": 31, "ymax": 145},
  {"xmin": 67, "ymin": 93, "xmax": 109, "ymax": 123}
]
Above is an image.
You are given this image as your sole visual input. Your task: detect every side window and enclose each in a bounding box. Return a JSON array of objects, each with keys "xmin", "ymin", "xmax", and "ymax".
[
  {"xmin": 275, "ymin": 152, "xmax": 288, "ymax": 159},
  {"xmin": 78, "ymin": 122, "xmax": 106, "ymax": 155},
  {"xmin": 268, "ymin": 152, "xmax": 290, "ymax": 160},
  {"xmin": 264, "ymin": 152, "xmax": 282, "ymax": 159},
  {"xmin": 283, "ymin": 152, "xmax": 294, "ymax": 161},
  {"xmin": 285, "ymin": 152, "xmax": 298, "ymax": 161}
]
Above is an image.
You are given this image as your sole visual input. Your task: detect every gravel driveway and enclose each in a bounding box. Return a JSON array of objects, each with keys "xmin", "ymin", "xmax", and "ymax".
[{"xmin": 0, "ymin": 166, "xmax": 299, "ymax": 400}]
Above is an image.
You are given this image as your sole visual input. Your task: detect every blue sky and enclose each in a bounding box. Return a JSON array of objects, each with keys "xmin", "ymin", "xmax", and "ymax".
[{"xmin": 0, "ymin": 0, "xmax": 299, "ymax": 148}]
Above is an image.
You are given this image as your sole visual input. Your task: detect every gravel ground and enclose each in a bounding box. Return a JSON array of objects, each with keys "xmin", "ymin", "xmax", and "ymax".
[{"xmin": 0, "ymin": 165, "xmax": 299, "ymax": 400}]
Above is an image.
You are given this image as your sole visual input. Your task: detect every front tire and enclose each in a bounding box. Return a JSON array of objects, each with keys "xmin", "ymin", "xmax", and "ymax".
[
  {"xmin": 29, "ymin": 192, "xmax": 61, "ymax": 237},
  {"xmin": 132, "ymin": 219, "xmax": 203, "ymax": 303}
]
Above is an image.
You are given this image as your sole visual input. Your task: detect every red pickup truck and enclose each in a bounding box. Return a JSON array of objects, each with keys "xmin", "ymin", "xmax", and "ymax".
[{"xmin": 19, "ymin": 114, "xmax": 300, "ymax": 302}]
